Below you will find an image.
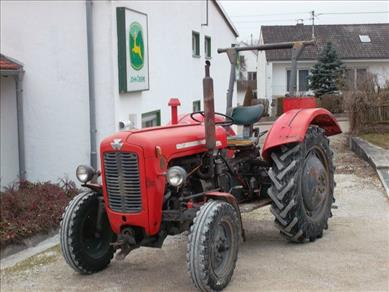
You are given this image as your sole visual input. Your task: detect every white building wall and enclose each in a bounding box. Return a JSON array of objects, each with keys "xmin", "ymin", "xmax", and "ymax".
[
  {"xmin": 1, "ymin": 1, "xmax": 236, "ymax": 184},
  {"xmin": 268, "ymin": 60, "xmax": 389, "ymax": 98},
  {"xmin": 237, "ymin": 47, "xmax": 257, "ymax": 105},
  {"xmin": 1, "ymin": 1, "xmax": 91, "ymax": 183},
  {"xmin": 0, "ymin": 77, "xmax": 19, "ymax": 189},
  {"xmin": 97, "ymin": 1, "xmax": 237, "ymax": 134}
]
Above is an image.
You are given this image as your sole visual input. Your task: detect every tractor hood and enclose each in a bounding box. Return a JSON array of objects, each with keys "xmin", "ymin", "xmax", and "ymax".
[{"xmin": 100, "ymin": 123, "xmax": 228, "ymax": 160}]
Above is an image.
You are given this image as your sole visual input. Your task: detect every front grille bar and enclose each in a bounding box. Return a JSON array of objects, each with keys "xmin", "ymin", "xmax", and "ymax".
[{"xmin": 103, "ymin": 152, "xmax": 142, "ymax": 213}]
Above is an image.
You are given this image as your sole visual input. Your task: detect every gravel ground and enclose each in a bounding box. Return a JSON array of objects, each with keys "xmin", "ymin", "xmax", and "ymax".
[{"xmin": 1, "ymin": 128, "xmax": 389, "ymax": 292}]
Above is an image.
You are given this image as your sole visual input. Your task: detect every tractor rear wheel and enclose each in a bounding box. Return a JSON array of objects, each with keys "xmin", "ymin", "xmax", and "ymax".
[
  {"xmin": 187, "ymin": 200, "xmax": 240, "ymax": 291},
  {"xmin": 60, "ymin": 192, "xmax": 115, "ymax": 274},
  {"xmin": 267, "ymin": 126, "xmax": 335, "ymax": 242}
]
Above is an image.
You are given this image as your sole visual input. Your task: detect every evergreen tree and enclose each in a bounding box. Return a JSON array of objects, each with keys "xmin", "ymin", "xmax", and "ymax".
[{"xmin": 308, "ymin": 42, "xmax": 343, "ymax": 97}]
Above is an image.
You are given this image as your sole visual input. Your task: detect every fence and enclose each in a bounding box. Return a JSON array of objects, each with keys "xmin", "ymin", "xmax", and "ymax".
[{"xmin": 363, "ymin": 103, "xmax": 389, "ymax": 124}]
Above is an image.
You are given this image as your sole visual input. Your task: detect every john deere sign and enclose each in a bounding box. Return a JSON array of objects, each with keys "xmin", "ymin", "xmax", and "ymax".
[{"xmin": 117, "ymin": 8, "xmax": 149, "ymax": 92}]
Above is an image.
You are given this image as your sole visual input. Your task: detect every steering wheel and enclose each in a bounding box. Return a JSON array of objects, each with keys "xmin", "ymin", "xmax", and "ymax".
[{"xmin": 190, "ymin": 111, "xmax": 234, "ymax": 126}]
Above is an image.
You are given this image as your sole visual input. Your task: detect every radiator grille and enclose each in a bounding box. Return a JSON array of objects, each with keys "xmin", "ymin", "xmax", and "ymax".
[{"xmin": 103, "ymin": 152, "xmax": 142, "ymax": 213}]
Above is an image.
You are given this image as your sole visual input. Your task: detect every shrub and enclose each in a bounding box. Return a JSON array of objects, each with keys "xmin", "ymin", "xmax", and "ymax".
[
  {"xmin": 0, "ymin": 179, "xmax": 78, "ymax": 248},
  {"xmin": 344, "ymin": 75, "xmax": 389, "ymax": 134},
  {"xmin": 318, "ymin": 94, "xmax": 344, "ymax": 113}
]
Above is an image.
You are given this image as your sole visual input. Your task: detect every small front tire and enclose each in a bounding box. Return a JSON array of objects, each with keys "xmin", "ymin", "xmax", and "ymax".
[
  {"xmin": 187, "ymin": 200, "xmax": 240, "ymax": 291},
  {"xmin": 60, "ymin": 192, "xmax": 115, "ymax": 274}
]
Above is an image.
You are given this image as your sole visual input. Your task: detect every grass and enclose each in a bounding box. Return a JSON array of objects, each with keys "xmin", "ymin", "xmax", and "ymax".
[
  {"xmin": 2, "ymin": 245, "xmax": 61, "ymax": 274},
  {"xmin": 359, "ymin": 133, "xmax": 389, "ymax": 149}
]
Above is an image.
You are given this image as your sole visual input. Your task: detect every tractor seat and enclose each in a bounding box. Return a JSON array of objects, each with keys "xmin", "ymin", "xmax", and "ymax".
[
  {"xmin": 231, "ymin": 104, "xmax": 264, "ymax": 126},
  {"xmin": 226, "ymin": 104, "xmax": 264, "ymax": 148}
]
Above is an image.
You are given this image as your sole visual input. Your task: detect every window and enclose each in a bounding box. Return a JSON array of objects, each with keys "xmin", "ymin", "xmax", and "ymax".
[
  {"xmin": 141, "ymin": 110, "xmax": 161, "ymax": 128},
  {"xmin": 298, "ymin": 70, "xmax": 309, "ymax": 92},
  {"xmin": 193, "ymin": 100, "xmax": 201, "ymax": 112},
  {"xmin": 356, "ymin": 68, "xmax": 367, "ymax": 89},
  {"xmin": 205, "ymin": 36, "xmax": 211, "ymax": 58},
  {"xmin": 359, "ymin": 35, "xmax": 371, "ymax": 43},
  {"xmin": 192, "ymin": 31, "xmax": 200, "ymax": 57},
  {"xmin": 286, "ymin": 70, "xmax": 291, "ymax": 92},
  {"xmin": 248, "ymin": 72, "xmax": 257, "ymax": 80},
  {"xmin": 345, "ymin": 69, "xmax": 355, "ymax": 89}
]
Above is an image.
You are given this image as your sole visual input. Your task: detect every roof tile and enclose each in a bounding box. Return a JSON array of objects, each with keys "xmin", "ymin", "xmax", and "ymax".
[{"xmin": 261, "ymin": 23, "xmax": 389, "ymax": 61}]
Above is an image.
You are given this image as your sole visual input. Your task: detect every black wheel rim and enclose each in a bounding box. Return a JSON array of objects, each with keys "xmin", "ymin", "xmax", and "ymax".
[
  {"xmin": 210, "ymin": 218, "xmax": 234, "ymax": 278},
  {"xmin": 301, "ymin": 146, "xmax": 330, "ymax": 220},
  {"xmin": 79, "ymin": 207, "xmax": 112, "ymax": 259}
]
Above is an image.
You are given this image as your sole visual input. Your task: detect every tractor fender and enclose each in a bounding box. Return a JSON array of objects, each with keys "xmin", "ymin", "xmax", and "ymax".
[
  {"xmin": 262, "ymin": 108, "xmax": 342, "ymax": 161},
  {"xmin": 204, "ymin": 191, "xmax": 245, "ymax": 241}
]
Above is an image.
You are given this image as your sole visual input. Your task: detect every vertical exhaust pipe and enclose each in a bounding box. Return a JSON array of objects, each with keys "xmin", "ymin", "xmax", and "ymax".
[{"xmin": 203, "ymin": 61, "xmax": 216, "ymax": 150}]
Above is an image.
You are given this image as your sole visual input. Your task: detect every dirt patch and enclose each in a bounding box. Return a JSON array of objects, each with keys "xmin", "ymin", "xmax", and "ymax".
[{"xmin": 330, "ymin": 134, "xmax": 378, "ymax": 180}]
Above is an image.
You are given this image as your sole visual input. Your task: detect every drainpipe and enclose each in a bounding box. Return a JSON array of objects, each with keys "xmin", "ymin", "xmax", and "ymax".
[
  {"xmin": 15, "ymin": 70, "xmax": 26, "ymax": 180},
  {"xmin": 85, "ymin": 0, "xmax": 97, "ymax": 169}
]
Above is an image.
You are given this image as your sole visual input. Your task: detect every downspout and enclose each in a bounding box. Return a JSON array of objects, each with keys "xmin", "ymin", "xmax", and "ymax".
[
  {"xmin": 15, "ymin": 70, "xmax": 26, "ymax": 180},
  {"xmin": 85, "ymin": 0, "xmax": 98, "ymax": 169}
]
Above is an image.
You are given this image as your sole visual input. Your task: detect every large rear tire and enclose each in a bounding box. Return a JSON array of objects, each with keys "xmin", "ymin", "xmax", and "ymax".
[
  {"xmin": 267, "ymin": 126, "xmax": 335, "ymax": 242},
  {"xmin": 60, "ymin": 192, "xmax": 115, "ymax": 274},
  {"xmin": 187, "ymin": 200, "xmax": 240, "ymax": 291}
]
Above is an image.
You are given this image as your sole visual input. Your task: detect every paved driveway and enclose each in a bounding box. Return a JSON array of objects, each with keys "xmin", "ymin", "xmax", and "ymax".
[{"xmin": 1, "ymin": 129, "xmax": 388, "ymax": 291}]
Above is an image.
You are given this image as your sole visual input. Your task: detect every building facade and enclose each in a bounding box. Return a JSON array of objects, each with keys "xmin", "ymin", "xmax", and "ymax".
[
  {"xmin": 257, "ymin": 23, "xmax": 389, "ymax": 101},
  {"xmin": 0, "ymin": 0, "xmax": 238, "ymax": 188},
  {"xmin": 236, "ymin": 41, "xmax": 258, "ymax": 106}
]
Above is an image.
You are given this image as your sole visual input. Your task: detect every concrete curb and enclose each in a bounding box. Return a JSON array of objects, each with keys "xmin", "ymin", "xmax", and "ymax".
[
  {"xmin": 350, "ymin": 136, "xmax": 389, "ymax": 199},
  {"xmin": 0, "ymin": 234, "xmax": 59, "ymax": 270}
]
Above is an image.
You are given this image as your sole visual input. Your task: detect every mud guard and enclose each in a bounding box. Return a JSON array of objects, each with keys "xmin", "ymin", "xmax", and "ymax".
[
  {"xmin": 204, "ymin": 191, "xmax": 246, "ymax": 241},
  {"xmin": 262, "ymin": 108, "xmax": 342, "ymax": 161}
]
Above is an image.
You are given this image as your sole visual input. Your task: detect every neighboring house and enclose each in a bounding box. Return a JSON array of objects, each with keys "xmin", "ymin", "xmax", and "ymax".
[
  {"xmin": 0, "ymin": 0, "xmax": 238, "ymax": 188},
  {"xmin": 236, "ymin": 41, "xmax": 258, "ymax": 105},
  {"xmin": 257, "ymin": 23, "xmax": 389, "ymax": 101}
]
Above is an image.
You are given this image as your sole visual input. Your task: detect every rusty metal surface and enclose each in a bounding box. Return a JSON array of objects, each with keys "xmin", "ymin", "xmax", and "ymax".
[{"xmin": 217, "ymin": 40, "xmax": 315, "ymax": 54}]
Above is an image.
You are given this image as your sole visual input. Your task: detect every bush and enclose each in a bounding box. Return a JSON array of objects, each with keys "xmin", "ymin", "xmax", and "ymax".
[
  {"xmin": 0, "ymin": 180, "xmax": 78, "ymax": 248},
  {"xmin": 318, "ymin": 94, "xmax": 344, "ymax": 113},
  {"xmin": 344, "ymin": 75, "xmax": 389, "ymax": 134}
]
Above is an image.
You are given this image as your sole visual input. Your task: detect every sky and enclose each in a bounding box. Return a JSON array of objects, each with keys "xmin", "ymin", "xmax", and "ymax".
[{"xmin": 219, "ymin": 1, "xmax": 389, "ymax": 42}]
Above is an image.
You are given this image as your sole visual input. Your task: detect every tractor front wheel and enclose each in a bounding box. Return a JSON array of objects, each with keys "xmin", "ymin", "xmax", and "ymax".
[
  {"xmin": 267, "ymin": 126, "xmax": 335, "ymax": 242},
  {"xmin": 187, "ymin": 200, "xmax": 240, "ymax": 291},
  {"xmin": 60, "ymin": 192, "xmax": 115, "ymax": 274}
]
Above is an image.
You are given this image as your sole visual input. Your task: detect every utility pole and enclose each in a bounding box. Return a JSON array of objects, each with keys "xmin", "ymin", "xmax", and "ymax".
[{"xmin": 311, "ymin": 10, "xmax": 316, "ymax": 39}]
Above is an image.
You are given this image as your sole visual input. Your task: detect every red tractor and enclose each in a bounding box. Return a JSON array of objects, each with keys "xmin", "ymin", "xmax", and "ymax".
[{"xmin": 60, "ymin": 41, "xmax": 341, "ymax": 291}]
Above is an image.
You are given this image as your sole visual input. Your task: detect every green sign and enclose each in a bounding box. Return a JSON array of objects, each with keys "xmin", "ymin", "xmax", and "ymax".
[
  {"xmin": 129, "ymin": 22, "xmax": 144, "ymax": 71},
  {"xmin": 117, "ymin": 7, "xmax": 149, "ymax": 92}
]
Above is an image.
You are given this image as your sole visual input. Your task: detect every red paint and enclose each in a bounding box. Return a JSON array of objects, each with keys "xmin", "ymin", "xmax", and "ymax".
[
  {"xmin": 100, "ymin": 123, "xmax": 229, "ymax": 236},
  {"xmin": 283, "ymin": 97, "xmax": 317, "ymax": 113},
  {"xmin": 168, "ymin": 98, "xmax": 181, "ymax": 125},
  {"xmin": 262, "ymin": 108, "xmax": 342, "ymax": 160}
]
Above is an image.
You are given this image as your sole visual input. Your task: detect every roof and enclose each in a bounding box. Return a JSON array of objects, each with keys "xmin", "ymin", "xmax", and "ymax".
[
  {"xmin": 212, "ymin": 0, "xmax": 239, "ymax": 37},
  {"xmin": 0, "ymin": 54, "xmax": 23, "ymax": 70},
  {"xmin": 261, "ymin": 23, "xmax": 389, "ymax": 61}
]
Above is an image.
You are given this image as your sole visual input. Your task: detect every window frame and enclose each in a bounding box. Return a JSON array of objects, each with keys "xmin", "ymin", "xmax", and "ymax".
[
  {"xmin": 204, "ymin": 36, "xmax": 211, "ymax": 59},
  {"xmin": 141, "ymin": 110, "xmax": 161, "ymax": 128},
  {"xmin": 192, "ymin": 31, "xmax": 200, "ymax": 57}
]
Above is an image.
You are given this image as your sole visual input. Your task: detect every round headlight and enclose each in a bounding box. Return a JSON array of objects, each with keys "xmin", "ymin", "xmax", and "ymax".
[
  {"xmin": 167, "ymin": 166, "xmax": 187, "ymax": 187},
  {"xmin": 76, "ymin": 165, "xmax": 96, "ymax": 183}
]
